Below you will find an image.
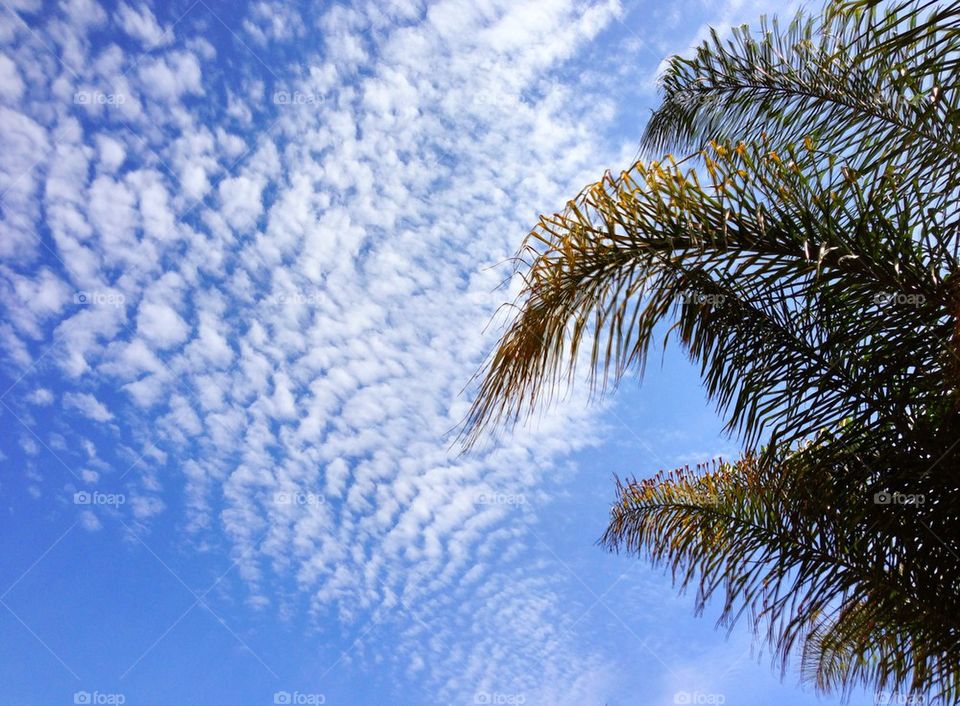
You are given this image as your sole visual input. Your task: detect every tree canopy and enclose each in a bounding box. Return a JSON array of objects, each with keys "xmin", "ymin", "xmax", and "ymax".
[{"xmin": 465, "ymin": 0, "xmax": 960, "ymax": 701}]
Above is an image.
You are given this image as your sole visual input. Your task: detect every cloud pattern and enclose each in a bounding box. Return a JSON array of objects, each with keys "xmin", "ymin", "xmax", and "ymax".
[{"xmin": 0, "ymin": 0, "xmax": 641, "ymax": 702}]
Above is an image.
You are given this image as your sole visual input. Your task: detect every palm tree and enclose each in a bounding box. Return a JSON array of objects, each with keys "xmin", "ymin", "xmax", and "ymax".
[{"xmin": 464, "ymin": 0, "xmax": 960, "ymax": 701}]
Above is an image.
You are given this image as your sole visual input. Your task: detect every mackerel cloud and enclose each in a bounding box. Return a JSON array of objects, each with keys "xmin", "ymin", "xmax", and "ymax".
[{"xmin": 0, "ymin": 0, "xmax": 640, "ymax": 702}]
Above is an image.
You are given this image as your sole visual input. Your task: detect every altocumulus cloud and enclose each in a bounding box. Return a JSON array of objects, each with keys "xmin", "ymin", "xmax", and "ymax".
[{"xmin": 0, "ymin": 0, "xmax": 662, "ymax": 702}]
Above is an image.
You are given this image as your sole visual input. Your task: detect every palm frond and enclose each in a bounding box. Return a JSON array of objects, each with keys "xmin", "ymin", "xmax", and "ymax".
[
  {"xmin": 602, "ymin": 448, "xmax": 960, "ymax": 702},
  {"xmin": 463, "ymin": 137, "xmax": 953, "ymax": 448},
  {"xmin": 643, "ymin": 1, "xmax": 960, "ymax": 198}
]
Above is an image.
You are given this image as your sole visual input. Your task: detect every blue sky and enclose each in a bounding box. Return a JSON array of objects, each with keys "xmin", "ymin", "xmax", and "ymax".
[{"xmin": 0, "ymin": 0, "xmax": 881, "ymax": 704}]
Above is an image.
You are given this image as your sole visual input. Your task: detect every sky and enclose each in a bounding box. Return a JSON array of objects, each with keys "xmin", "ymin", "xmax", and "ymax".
[{"xmin": 0, "ymin": 0, "xmax": 883, "ymax": 705}]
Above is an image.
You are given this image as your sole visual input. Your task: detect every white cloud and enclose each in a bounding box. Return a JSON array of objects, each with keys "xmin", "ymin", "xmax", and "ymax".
[
  {"xmin": 218, "ymin": 174, "xmax": 264, "ymax": 230},
  {"xmin": 54, "ymin": 300, "xmax": 129, "ymax": 378},
  {"xmin": 266, "ymin": 371, "xmax": 297, "ymax": 421},
  {"xmin": 179, "ymin": 162, "xmax": 209, "ymax": 200},
  {"xmin": 101, "ymin": 337, "xmax": 166, "ymax": 379},
  {"xmin": 135, "ymin": 301, "xmax": 189, "ymax": 349},
  {"xmin": 0, "ymin": 53, "xmax": 25, "ymax": 103},
  {"xmin": 95, "ymin": 133, "xmax": 126, "ymax": 172},
  {"xmin": 0, "ymin": 266, "xmax": 71, "ymax": 338},
  {"xmin": 0, "ymin": 106, "xmax": 48, "ymax": 263},
  {"xmin": 63, "ymin": 391, "xmax": 114, "ymax": 422},
  {"xmin": 184, "ymin": 311, "xmax": 234, "ymax": 368},
  {"xmin": 129, "ymin": 169, "xmax": 177, "ymax": 242},
  {"xmin": 138, "ymin": 51, "xmax": 203, "ymax": 102},
  {"xmin": 242, "ymin": 1, "xmax": 304, "ymax": 45},
  {"xmin": 116, "ymin": 2, "xmax": 172, "ymax": 48},
  {"xmin": 4, "ymin": 0, "xmax": 41, "ymax": 10},
  {"xmin": 88, "ymin": 174, "xmax": 140, "ymax": 262},
  {"xmin": 0, "ymin": 324, "xmax": 33, "ymax": 367},
  {"xmin": 62, "ymin": 0, "xmax": 108, "ymax": 28},
  {"xmin": 18, "ymin": 434, "xmax": 38, "ymax": 456},
  {"xmin": 122, "ymin": 374, "xmax": 166, "ymax": 407},
  {"xmin": 26, "ymin": 388, "xmax": 54, "ymax": 405},
  {"xmin": 130, "ymin": 493, "xmax": 165, "ymax": 519},
  {"xmin": 80, "ymin": 509, "xmax": 102, "ymax": 531},
  {"xmin": 215, "ymin": 127, "xmax": 246, "ymax": 159}
]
